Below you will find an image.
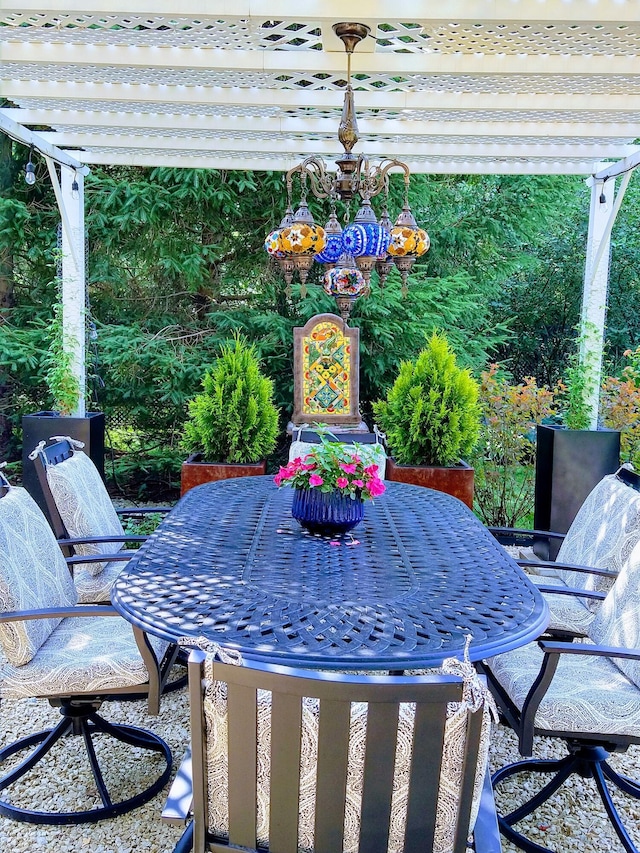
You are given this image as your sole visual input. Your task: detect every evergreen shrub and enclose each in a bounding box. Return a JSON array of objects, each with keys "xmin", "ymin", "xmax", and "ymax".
[
  {"xmin": 182, "ymin": 334, "xmax": 279, "ymax": 464},
  {"xmin": 373, "ymin": 332, "xmax": 481, "ymax": 467}
]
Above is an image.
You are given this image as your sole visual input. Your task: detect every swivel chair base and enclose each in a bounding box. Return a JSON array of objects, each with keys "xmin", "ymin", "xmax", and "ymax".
[
  {"xmin": 0, "ymin": 698, "xmax": 172, "ymax": 824},
  {"xmin": 493, "ymin": 741, "xmax": 640, "ymax": 853}
]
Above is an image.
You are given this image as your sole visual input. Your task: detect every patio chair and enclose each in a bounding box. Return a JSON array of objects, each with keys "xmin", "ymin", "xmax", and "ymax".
[
  {"xmin": 163, "ymin": 647, "xmax": 502, "ymax": 853},
  {"xmin": 28, "ymin": 436, "xmax": 169, "ymax": 603},
  {"xmin": 479, "ymin": 526, "xmax": 640, "ymax": 853},
  {"xmin": 490, "ymin": 466, "xmax": 640, "ymax": 636},
  {"xmin": 0, "ymin": 471, "xmax": 176, "ymax": 824}
]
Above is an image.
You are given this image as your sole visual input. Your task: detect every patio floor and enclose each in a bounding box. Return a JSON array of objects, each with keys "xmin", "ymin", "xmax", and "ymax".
[{"xmin": 1, "ymin": 682, "xmax": 639, "ymax": 852}]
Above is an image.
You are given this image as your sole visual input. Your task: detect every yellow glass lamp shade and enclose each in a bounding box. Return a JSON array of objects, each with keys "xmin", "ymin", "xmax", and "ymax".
[
  {"xmin": 388, "ymin": 226, "xmax": 430, "ymax": 258},
  {"xmin": 279, "ymin": 223, "xmax": 326, "ymax": 256}
]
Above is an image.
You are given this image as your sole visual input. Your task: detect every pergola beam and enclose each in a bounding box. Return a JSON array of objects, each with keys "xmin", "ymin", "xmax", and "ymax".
[
  {"xmin": 0, "ymin": 112, "xmax": 89, "ymax": 174},
  {"xmin": 6, "ymin": 0, "xmax": 640, "ymax": 23},
  {"xmin": 4, "ymin": 41, "xmax": 640, "ymax": 77}
]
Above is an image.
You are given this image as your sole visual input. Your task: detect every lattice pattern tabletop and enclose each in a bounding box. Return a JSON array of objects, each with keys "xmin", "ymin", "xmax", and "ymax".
[{"xmin": 112, "ymin": 477, "xmax": 548, "ymax": 670}]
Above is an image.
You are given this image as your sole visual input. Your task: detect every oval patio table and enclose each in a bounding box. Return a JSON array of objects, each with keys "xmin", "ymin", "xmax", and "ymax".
[{"xmin": 112, "ymin": 477, "xmax": 548, "ymax": 670}]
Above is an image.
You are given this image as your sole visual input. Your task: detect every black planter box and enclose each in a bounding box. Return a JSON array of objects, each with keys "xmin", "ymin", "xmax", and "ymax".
[
  {"xmin": 22, "ymin": 411, "xmax": 105, "ymax": 523},
  {"xmin": 533, "ymin": 424, "xmax": 620, "ymax": 559}
]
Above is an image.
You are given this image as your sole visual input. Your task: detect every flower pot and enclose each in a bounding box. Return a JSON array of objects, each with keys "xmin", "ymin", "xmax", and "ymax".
[
  {"xmin": 534, "ymin": 424, "xmax": 621, "ymax": 559},
  {"xmin": 180, "ymin": 453, "xmax": 266, "ymax": 497},
  {"xmin": 291, "ymin": 487, "xmax": 364, "ymax": 536},
  {"xmin": 385, "ymin": 458, "xmax": 474, "ymax": 509}
]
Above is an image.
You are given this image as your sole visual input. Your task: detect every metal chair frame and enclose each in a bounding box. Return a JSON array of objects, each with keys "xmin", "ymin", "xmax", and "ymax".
[{"xmin": 164, "ymin": 650, "xmax": 502, "ymax": 853}]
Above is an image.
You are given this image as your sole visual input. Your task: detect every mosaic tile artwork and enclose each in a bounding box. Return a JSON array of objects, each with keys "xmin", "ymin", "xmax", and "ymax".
[{"xmin": 302, "ymin": 320, "xmax": 351, "ymax": 416}]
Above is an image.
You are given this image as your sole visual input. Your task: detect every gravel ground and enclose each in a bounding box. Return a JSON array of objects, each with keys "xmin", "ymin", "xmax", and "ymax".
[{"xmin": 2, "ymin": 681, "xmax": 640, "ymax": 853}]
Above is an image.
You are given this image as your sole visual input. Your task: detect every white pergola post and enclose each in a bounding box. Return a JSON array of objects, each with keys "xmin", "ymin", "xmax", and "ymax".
[
  {"xmin": 46, "ymin": 159, "xmax": 86, "ymax": 416},
  {"xmin": 581, "ymin": 153, "xmax": 640, "ymax": 427},
  {"xmin": 580, "ymin": 173, "xmax": 613, "ymax": 429}
]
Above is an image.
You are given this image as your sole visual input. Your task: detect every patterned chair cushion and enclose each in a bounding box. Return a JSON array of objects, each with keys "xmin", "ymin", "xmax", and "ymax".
[
  {"xmin": 487, "ymin": 639, "xmax": 640, "ymax": 737},
  {"xmin": 0, "ymin": 615, "xmax": 168, "ymax": 699},
  {"xmin": 529, "ymin": 575, "xmax": 597, "ymax": 634},
  {"xmin": 0, "ymin": 487, "xmax": 78, "ymax": 666},
  {"xmin": 72, "ymin": 554, "xmax": 136, "ymax": 603},
  {"xmin": 554, "ymin": 472, "xmax": 640, "ymax": 610},
  {"xmin": 203, "ymin": 664, "xmax": 492, "ymax": 853},
  {"xmin": 589, "ymin": 538, "xmax": 640, "ymax": 690},
  {"xmin": 45, "ymin": 451, "xmax": 125, "ymax": 577}
]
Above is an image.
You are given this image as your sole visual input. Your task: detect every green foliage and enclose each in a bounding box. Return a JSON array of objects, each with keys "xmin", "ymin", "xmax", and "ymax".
[
  {"xmin": 182, "ymin": 334, "xmax": 280, "ymax": 463},
  {"xmin": 44, "ymin": 299, "xmax": 81, "ymax": 416},
  {"xmin": 601, "ymin": 346, "xmax": 640, "ymax": 468},
  {"xmin": 373, "ymin": 332, "xmax": 481, "ymax": 467},
  {"xmin": 472, "ymin": 365, "xmax": 557, "ymax": 526}
]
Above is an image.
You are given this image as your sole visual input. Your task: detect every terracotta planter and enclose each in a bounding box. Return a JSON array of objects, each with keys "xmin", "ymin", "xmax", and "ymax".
[
  {"xmin": 180, "ymin": 453, "xmax": 267, "ymax": 497},
  {"xmin": 386, "ymin": 458, "xmax": 474, "ymax": 509}
]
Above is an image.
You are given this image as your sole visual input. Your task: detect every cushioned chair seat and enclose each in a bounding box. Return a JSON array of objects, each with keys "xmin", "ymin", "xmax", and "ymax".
[
  {"xmin": 529, "ymin": 575, "xmax": 597, "ymax": 634},
  {"xmin": 487, "ymin": 640, "xmax": 640, "ymax": 738},
  {"xmin": 74, "ymin": 554, "xmax": 136, "ymax": 604},
  {"xmin": 0, "ymin": 616, "xmax": 169, "ymax": 700}
]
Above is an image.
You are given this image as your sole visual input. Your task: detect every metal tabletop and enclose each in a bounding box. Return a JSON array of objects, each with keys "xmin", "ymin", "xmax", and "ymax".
[{"xmin": 112, "ymin": 477, "xmax": 548, "ymax": 670}]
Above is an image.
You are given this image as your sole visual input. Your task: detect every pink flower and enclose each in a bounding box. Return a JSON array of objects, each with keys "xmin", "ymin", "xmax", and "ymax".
[
  {"xmin": 309, "ymin": 474, "xmax": 324, "ymax": 487},
  {"xmin": 340, "ymin": 462, "xmax": 358, "ymax": 474},
  {"xmin": 336, "ymin": 477, "xmax": 349, "ymax": 489},
  {"xmin": 352, "ymin": 479, "xmax": 364, "ymax": 489},
  {"xmin": 364, "ymin": 464, "xmax": 379, "ymax": 475},
  {"xmin": 368, "ymin": 477, "xmax": 386, "ymax": 497}
]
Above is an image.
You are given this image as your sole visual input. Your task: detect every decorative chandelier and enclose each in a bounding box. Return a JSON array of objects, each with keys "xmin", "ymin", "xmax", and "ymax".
[{"xmin": 264, "ymin": 22, "xmax": 430, "ymax": 320}]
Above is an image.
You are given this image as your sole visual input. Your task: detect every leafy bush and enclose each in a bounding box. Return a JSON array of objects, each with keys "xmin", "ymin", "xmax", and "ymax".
[
  {"xmin": 601, "ymin": 346, "xmax": 640, "ymax": 468},
  {"xmin": 373, "ymin": 332, "xmax": 481, "ymax": 466},
  {"xmin": 472, "ymin": 365, "xmax": 557, "ymax": 526},
  {"xmin": 182, "ymin": 334, "xmax": 280, "ymax": 463}
]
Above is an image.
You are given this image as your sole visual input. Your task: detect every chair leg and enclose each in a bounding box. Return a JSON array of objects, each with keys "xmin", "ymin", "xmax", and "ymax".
[
  {"xmin": 492, "ymin": 744, "xmax": 640, "ymax": 853},
  {"xmin": 0, "ymin": 700, "xmax": 172, "ymax": 824}
]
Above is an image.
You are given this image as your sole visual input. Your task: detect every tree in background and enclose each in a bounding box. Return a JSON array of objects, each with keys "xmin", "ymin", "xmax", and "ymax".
[{"xmin": 1, "ymin": 156, "xmax": 638, "ymax": 498}]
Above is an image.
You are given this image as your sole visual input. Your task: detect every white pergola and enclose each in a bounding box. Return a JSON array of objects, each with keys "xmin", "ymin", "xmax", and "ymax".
[{"xmin": 1, "ymin": 2, "xmax": 639, "ymax": 420}]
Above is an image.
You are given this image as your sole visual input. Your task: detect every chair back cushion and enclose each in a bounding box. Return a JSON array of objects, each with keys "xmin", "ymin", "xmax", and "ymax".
[
  {"xmin": 201, "ymin": 660, "xmax": 491, "ymax": 853},
  {"xmin": 0, "ymin": 487, "xmax": 78, "ymax": 666},
  {"xmin": 589, "ymin": 537, "xmax": 640, "ymax": 689},
  {"xmin": 555, "ymin": 472, "xmax": 640, "ymax": 609},
  {"xmin": 45, "ymin": 450, "xmax": 125, "ymax": 576}
]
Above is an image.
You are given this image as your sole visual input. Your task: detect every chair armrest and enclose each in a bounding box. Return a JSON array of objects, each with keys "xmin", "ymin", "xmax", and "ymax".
[
  {"xmin": 539, "ymin": 639, "xmax": 640, "ymax": 663},
  {"xmin": 59, "ymin": 535, "xmax": 147, "ymax": 546},
  {"xmin": 535, "ymin": 584, "xmax": 607, "ymax": 601},
  {"xmin": 65, "ymin": 553, "xmax": 133, "ymax": 567},
  {"xmin": 162, "ymin": 746, "xmax": 193, "ymax": 825},
  {"xmin": 489, "ymin": 526, "xmax": 566, "ymax": 543},
  {"xmin": 519, "ymin": 559, "xmax": 617, "ymax": 578},
  {"xmin": 0, "ymin": 604, "xmax": 118, "ymax": 623},
  {"xmin": 115, "ymin": 507, "xmax": 170, "ymax": 517}
]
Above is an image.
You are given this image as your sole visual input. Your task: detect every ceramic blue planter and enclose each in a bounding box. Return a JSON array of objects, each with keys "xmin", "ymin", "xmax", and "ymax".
[{"xmin": 291, "ymin": 487, "xmax": 364, "ymax": 535}]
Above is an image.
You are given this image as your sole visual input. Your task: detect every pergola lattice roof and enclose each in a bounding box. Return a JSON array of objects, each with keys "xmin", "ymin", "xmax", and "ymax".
[{"xmin": 1, "ymin": 1, "xmax": 639, "ymax": 175}]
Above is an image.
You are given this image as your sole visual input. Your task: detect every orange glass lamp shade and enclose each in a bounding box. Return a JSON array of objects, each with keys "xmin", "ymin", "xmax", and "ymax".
[{"xmin": 279, "ymin": 223, "xmax": 326, "ymax": 255}]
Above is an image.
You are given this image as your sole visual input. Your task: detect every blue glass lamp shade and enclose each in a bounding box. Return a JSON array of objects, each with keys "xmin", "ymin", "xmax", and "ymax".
[
  {"xmin": 342, "ymin": 222, "xmax": 390, "ymax": 258},
  {"xmin": 315, "ymin": 232, "xmax": 345, "ymax": 264}
]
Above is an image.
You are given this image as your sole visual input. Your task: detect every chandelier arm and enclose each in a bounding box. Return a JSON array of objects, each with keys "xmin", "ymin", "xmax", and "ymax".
[{"xmin": 295, "ymin": 157, "xmax": 336, "ymax": 200}]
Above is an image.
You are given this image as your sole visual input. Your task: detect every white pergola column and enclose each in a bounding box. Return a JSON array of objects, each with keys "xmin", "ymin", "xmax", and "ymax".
[
  {"xmin": 581, "ymin": 153, "xmax": 640, "ymax": 427},
  {"xmin": 580, "ymin": 173, "xmax": 613, "ymax": 429},
  {"xmin": 46, "ymin": 159, "xmax": 86, "ymax": 416}
]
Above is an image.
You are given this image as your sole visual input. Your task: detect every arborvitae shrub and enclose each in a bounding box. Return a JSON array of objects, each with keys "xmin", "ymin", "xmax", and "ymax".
[
  {"xmin": 373, "ymin": 332, "xmax": 481, "ymax": 467},
  {"xmin": 182, "ymin": 335, "xmax": 279, "ymax": 463}
]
